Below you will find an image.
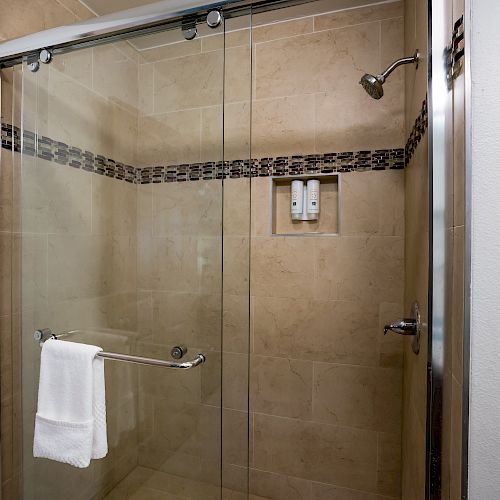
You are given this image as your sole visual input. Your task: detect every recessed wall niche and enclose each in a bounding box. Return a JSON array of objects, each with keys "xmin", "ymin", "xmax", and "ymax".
[{"xmin": 271, "ymin": 174, "xmax": 340, "ymax": 236}]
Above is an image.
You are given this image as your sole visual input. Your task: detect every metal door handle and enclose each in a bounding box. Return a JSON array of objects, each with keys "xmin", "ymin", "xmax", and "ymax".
[
  {"xmin": 384, "ymin": 319, "xmax": 418, "ymax": 336},
  {"xmin": 383, "ymin": 302, "xmax": 422, "ymax": 354}
]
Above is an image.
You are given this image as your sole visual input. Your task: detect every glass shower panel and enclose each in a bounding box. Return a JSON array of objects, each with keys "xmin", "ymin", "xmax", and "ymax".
[{"xmin": 15, "ymin": 14, "xmax": 241, "ymax": 499}]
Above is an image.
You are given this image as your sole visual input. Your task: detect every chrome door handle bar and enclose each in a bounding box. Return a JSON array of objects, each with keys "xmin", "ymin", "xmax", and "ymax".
[{"xmin": 33, "ymin": 328, "xmax": 205, "ymax": 369}]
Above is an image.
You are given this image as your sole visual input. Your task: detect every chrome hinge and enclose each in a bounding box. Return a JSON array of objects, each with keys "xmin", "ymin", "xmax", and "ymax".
[{"xmin": 447, "ymin": 15, "xmax": 465, "ymax": 87}]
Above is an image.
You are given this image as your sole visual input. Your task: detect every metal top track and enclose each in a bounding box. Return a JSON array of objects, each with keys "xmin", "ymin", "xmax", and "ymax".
[
  {"xmin": 0, "ymin": 0, "xmax": 310, "ymax": 67},
  {"xmin": 0, "ymin": 0, "xmax": 238, "ymax": 66}
]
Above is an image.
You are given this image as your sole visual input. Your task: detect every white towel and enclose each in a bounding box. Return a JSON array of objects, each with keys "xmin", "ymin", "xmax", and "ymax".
[{"xmin": 33, "ymin": 338, "xmax": 108, "ymax": 468}]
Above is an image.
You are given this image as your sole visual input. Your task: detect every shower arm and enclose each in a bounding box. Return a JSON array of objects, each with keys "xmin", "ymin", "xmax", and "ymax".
[{"xmin": 379, "ymin": 50, "xmax": 419, "ymax": 82}]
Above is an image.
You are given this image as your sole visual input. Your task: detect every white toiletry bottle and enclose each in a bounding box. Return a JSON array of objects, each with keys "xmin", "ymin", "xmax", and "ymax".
[
  {"xmin": 307, "ymin": 179, "xmax": 320, "ymax": 220},
  {"xmin": 291, "ymin": 180, "xmax": 304, "ymax": 221},
  {"xmin": 301, "ymin": 183, "xmax": 310, "ymax": 220}
]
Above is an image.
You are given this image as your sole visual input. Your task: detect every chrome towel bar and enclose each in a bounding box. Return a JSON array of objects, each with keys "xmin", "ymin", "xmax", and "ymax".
[{"xmin": 34, "ymin": 328, "xmax": 205, "ymax": 370}]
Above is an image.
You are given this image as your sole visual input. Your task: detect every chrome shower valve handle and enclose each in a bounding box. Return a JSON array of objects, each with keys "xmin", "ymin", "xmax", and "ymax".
[
  {"xmin": 384, "ymin": 318, "xmax": 419, "ymax": 336},
  {"xmin": 383, "ymin": 302, "xmax": 422, "ymax": 354}
]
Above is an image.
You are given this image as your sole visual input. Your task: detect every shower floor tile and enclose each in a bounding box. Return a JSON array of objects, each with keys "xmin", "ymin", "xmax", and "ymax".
[{"xmin": 103, "ymin": 466, "xmax": 245, "ymax": 500}]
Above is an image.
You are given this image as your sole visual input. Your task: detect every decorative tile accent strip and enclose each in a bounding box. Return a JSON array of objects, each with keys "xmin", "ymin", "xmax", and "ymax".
[
  {"xmin": 3, "ymin": 117, "xmax": 430, "ymax": 184},
  {"xmin": 1, "ymin": 123, "xmax": 137, "ymax": 183},
  {"xmin": 405, "ymin": 95, "xmax": 428, "ymax": 166},
  {"xmin": 135, "ymin": 149, "xmax": 405, "ymax": 184}
]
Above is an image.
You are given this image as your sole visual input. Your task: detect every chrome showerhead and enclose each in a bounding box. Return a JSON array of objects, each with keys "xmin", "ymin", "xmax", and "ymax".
[
  {"xmin": 359, "ymin": 73, "xmax": 385, "ymax": 100},
  {"xmin": 359, "ymin": 50, "xmax": 420, "ymax": 100}
]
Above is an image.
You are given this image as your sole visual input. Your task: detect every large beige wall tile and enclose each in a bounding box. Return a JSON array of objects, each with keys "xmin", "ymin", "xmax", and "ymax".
[
  {"xmin": 381, "ymin": 17, "xmax": 404, "ymax": 69},
  {"xmin": 225, "ymin": 45, "xmax": 252, "ymax": 104},
  {"xmin": 92, "ymin": 43, "xmax": 139, "ymax": 111},
  {"xmin": 253, "ymin": 17, "xmax": 313, "ymax": 44},
  {"xmin": 314, "ymin": 87, "xmax": 404, "ymax": 152},
  {"xmin": 251, "ymin": 355, "xmax": 312, "ymax": 419},
  {"xmin": 106, "ymin": 103, "xmax": 138, "ymax": 166},
  {"xmin": 42, "ymin": 64, "xmax": 139, "ymax": 164},
  {"xmin": 150, "ymin": 291, "xmax": 221, "ymax": 350},
  {"xmin": 313, "ymin": 363, "xmax": 402, "ymax": 432},
  {"xmin": 222, "ymin": 353, "xmax": 248, "ymax": 411},
  {"xmin": 253, "ymin": 413, "xmax": 378, "ymax": 491},
  {"xmin": 138, "ymin": 109, "xmax": 201, "ymax": 166},
  {"xmin": 378, "ymin": 432, "xmax": 402, "ymax": 497},
  {"xmin": 251, "ymin": 95, "xmax": 315, "ymax": 158},
  {"xmin": 253, "ymin": 296, "xmax": 379, "ymax": 366},
  {"xmin": 201, "ymin": 105, "xmax": 223, "ymax": 163},
  {"xmin": 152, "ymin": 181, "xmax": 222, "ymax": 237},
  {"xmin": 47, "ymin": 234, "xmax": 136, "ymax": 301},
  {"xmin": 251, "ymin": 177, "xmax": 271, "ymax": 237},
  {"xmin": 225, "ymin": 101, "xmax": 252, "ymax": 161},
  {"xmin": 21, "ymin": 157, "xmax": 91, "ymax": 234},
  {"xmin": 137, "ymin": 184, "xmax": 153, "ymax": 239},
  {"xmin": 223, "ymin": 178, "xmax": 250, "ymax": 238},
  {"xmin": 223, "ymin": 236, "xmax": 249, "ymax": 296},
  {"xmin": 153, "ymin": 399, "xmax": 220, "ymax": 461},
  {"xmin": 340, "ymin": 171, "xmax": 405, "ymax": 237},
  {"xmin": 138, "ymin": 63, "xmax": 155, "ymax": 116},
  {"xmin": 315, "ymin": 236, "xmax": 404, "ymax": 303},
  {"xmin": 207, "ymin": 28, "xmax": 250, "ymax": 52},
  {"xmin": 313, "ymin": 2, "xmax": 403, "ymax": 32},
  {"xmin": 313, "ymin": 17, "xmax": 404, "ymax": 153},
  {"xmin": 140, "ymin": 37, "xmax": 201, "ymax": 63},
  {"xmin": 154, "ymin": 50, "xmax": 223, "ymax": 113},
  {"xmin": 51, "ymin": 50, "xmax": 93, "ymax": 90},
  {"xmin": 45, "ymin": 293, "xmax": 138, "ymax": 334},
  {"xmin": 202, "ymin": 103, "xmax": 250, "ymax": 163},
  {"xmin": 19, "ymin": 234, "xmax": 48, "ymax": 316},
  {"xmin": 255, "ymin": 23, "xmax": 380, "ymax": 100},
  {"xmin": 250, "ymin": 236, "xmax": 315, "ymax": 298},
  {"xmin": 222, "ymin": 409, "xmax": 248, "ymax": 467},
  {"xmin": 92, "ymin": 175, "xmax": 137, "ymax": 236},
  {"xmin": 223, "ymin": 294, "xmax": 249, "ymax": 354}
]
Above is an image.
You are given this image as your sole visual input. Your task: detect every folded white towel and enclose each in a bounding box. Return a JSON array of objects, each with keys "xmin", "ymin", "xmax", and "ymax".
[{"xmin": 33, "ymin": 338, "xmax": 108, "ymax": 468}]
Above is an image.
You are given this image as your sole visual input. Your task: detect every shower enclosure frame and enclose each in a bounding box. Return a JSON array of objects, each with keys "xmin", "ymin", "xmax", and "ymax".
[{"xmin": 0, "ymin": 0, "xmax": 472, "ymax": 498}]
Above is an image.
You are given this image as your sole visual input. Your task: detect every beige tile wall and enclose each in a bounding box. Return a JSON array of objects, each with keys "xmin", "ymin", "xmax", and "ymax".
[
  {"xmin": 401, "ymin": 1, "xmax": 429, "ymax": 499},
  {"xmin": 135, "ymin": 180, "xmax": 224, "ymax": 491},
  {"xmin": 246, "ymin": 3, "xmax": 406, "ymax": 499},
  {"xmin": 1, "ymin": 7, "xmax": 143, "ymax": 496},
  {"xmin": 132, "ymin": 2, "xmax": 407, "ymax": 499},
  {"xmin": 133, "ymin": 17, "xmax": 252, "ymax": 500},
  {"xmin": 249, "ymin": 170, "xmax": 404, "ymax": 499},
  {"xmin": 0, "ymin": 3, "xmax": 99, "ymax": 497},
  {"xmin": 135, "ymin": 1, "xmax": 404, "ymax": 166},
  {"xmin": 2, "ymin": 2, "xmax": 410, "ymax": 499},
  {"xmin": 19, "ymin": 59, "xmax": 140, "ymax": 498}
]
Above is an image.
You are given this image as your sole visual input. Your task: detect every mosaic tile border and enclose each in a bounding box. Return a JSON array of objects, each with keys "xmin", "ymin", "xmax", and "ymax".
[
  {"xmin": 405, "ymin": 95, "xmax": 428, "ymax": 166},
  {"xmin": 2, "ymin": 97, "xmax": 428, "ymax": 184},
  {"xmin": 135, "ymin": 149, "xmax": 405, "ymax": 183},
  {"xmin": 1, "ymin": 124, "xmax": 137, "ymax": 183}
]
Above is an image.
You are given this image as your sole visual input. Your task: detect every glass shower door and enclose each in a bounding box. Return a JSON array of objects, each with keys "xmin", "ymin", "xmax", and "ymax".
[{"xmin": 13, "ymin": 13, "xmax": 247, "ymax": 499}]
